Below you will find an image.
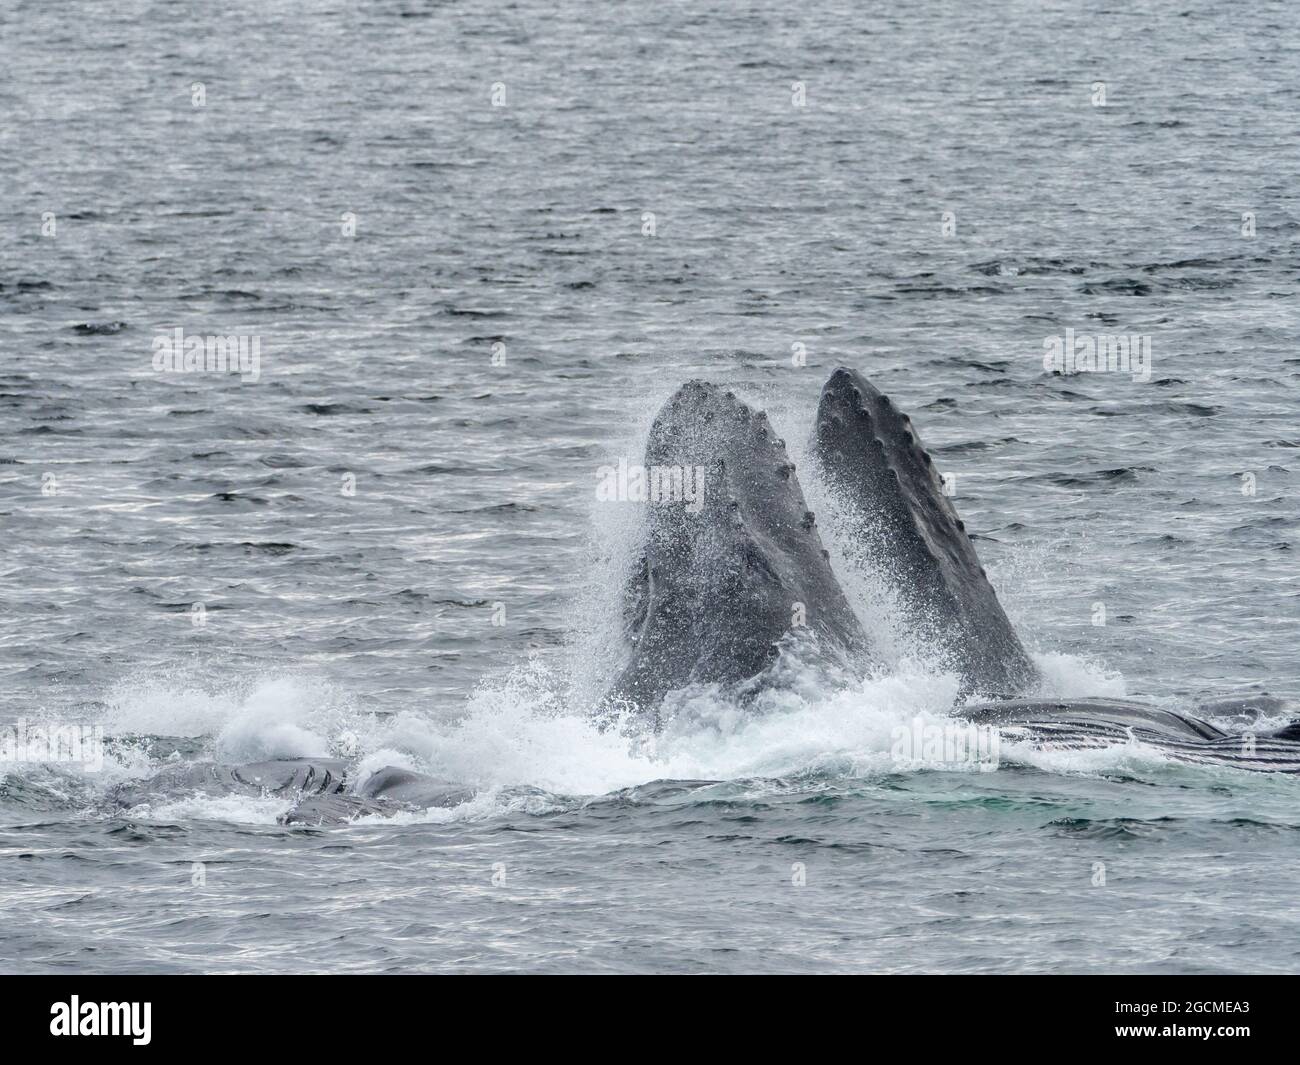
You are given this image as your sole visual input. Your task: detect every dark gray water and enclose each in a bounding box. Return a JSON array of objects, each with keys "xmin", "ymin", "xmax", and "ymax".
[{"xmin": 1, "ymin": 0, "xmax": 1298, "ymax": 973}]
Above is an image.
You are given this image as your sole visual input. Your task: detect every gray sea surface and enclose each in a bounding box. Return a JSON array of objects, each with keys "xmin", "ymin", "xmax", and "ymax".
[{"xmin": 1, "ymin": 0, "xmax": 1298, "ymax": 973}]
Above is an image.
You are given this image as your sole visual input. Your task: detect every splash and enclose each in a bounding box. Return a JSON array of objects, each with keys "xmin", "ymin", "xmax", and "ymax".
[
  {"xmin": 121, "ymin": 792, "xmax": 294, "ymax": 825},
  {"xmin": 358, "ymin": 656, "xmax": 966, "ymax": 798},
  {"xmin": 103, "ymin": 673, "xmax": 356, "ymax": 761},
  {"xmin": 45, "ymin": 383, "xmax": 1157, "ymax": 824}
]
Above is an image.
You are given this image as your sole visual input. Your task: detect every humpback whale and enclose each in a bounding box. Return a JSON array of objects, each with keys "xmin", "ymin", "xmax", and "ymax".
[
  {"xmin": 114, "ymin": 367, "xmax": 1300, "ymax": 825},
  {"xmin": 609, "ymin": 380, "xmax": 873, "ymax": 713},
  {"xmin": 811, "ymin": 368, "xmax": 1038, "ymax": 697}
]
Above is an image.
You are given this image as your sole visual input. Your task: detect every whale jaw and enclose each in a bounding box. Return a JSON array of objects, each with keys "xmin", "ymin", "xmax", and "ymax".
[
  {"xmin": 608, "ymin": 380, "xmax": 873, "ymax": 714},
  {"xmin": 812, "ymin": 367, "xmax": 1038, "ymax": 698}
]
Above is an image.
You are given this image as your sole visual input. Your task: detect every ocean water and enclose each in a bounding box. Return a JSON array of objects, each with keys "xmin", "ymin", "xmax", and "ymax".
[{"xmin": 2, "ymin": 0, "xmax": 1299, "ymax": 973}]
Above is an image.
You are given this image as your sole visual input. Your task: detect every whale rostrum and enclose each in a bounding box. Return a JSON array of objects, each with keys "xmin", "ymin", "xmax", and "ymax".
[
  {"xmin": 812, "ymin": 367, "xmax": 1038, "ymax": 698},
  {"xmin": 608, "ymin": 379, "xmax": 874, "ymax": 713}
]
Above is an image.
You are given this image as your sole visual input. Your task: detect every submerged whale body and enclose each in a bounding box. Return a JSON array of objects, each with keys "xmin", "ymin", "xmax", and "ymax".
[
  {"xmin": 608, "ymin": 367, "xmax": 1300, "ymax": 771},
  {"xmin": 109, "ymin": 758, "xmax": 475, "ymax": 824}
]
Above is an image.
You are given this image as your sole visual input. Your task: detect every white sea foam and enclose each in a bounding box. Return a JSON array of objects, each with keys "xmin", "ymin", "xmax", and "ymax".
[
  {"xmin": 104, "ymin": 674, "xmax": 352, "ymax": 761},
  {"xmin": 123, "ymin": 793, "xmax": 295, "ymax": 825},
  {"xmin": 80, "ymin": 636, "xmax": 1179, "ymax": 828},
  {"xmin": 1031, "ymin": 651, "xmax": 1127, "ymax": 699},
  {"xmin": 84, "ymin": 577, "xmax": 1153, "ymax": 823},
  {"xmin": 348, "ymin": 651, "xmax": 1134, "ymax": 807}
]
